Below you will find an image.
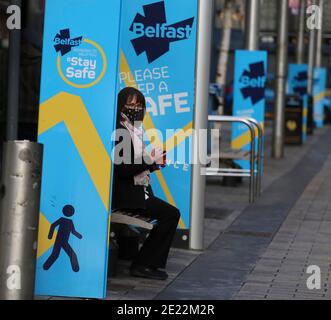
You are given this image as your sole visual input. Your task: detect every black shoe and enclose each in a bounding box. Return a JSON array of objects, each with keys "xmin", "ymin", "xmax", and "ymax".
[
  {"xmin": 130, "ymin": 265, "xmax": 168, "ymax": 280},
  {"xmin": 152, "ymin": 268, "xmax": 168, "ymax": 279}
]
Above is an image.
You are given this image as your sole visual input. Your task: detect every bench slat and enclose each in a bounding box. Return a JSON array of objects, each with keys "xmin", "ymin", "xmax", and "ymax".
[{"xmin": 111, "ymin": 211, "xmax": 154, "ymax": 230}]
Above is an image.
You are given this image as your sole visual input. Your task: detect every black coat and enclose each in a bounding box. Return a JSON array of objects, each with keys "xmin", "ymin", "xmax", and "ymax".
[{"xmin": 111, "ymin": 123, "xmax": 158, "ymax": 210}]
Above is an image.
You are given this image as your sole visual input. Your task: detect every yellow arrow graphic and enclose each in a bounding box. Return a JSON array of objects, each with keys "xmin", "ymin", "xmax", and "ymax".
[
  {"xmin": 37, "ymin": 92, "xmax": 112, "ymax": 258},
  {"xmin": 39, "ymin": 92, "xmax": 111, "ymax": 209}
]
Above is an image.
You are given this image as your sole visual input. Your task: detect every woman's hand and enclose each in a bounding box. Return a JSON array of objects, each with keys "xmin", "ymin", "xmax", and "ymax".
[{"xmin": 151, "ymin": 147, "xmax": 165, "ymax": 165}]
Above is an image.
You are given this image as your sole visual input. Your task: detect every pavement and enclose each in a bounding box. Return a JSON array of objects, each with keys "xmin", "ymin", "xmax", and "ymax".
[
  {"xmin": 42, "ymin": 123, "xmax": 331, "ymax": 300},
  {"xmin": 236, "ymin": 152, "xmax": 331, "ymax": 300}
]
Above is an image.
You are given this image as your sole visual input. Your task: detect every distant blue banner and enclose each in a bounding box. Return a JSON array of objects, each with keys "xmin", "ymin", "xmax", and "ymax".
[
  {"xmin": 313, "ymin": 68, "xmax": 327, "ymax": 128},
  {"xmin": 35, "ymin": 0, "xmax": 122, "ymax": 299},
  {"xmin": 232, "ymin": 50, "xmax": 267, "ymax": 170},
  {"xmin": 287, "ymin": 64, "xmax": 308, "ymax": 142},
  {"xmin": 119, "ymin": 0, "xmax": 198, "ymax": 246}
]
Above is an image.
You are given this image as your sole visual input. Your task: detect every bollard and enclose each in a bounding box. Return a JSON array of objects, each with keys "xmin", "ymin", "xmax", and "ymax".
[{"xmin": 0, "ymin": 141, "xmax": 43, "ymax": 300}]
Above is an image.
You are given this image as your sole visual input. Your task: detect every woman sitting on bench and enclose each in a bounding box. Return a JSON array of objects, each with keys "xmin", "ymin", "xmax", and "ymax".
[{"xmin": 112, "ymin": 87, "xmax": 181, "ymax": 281}]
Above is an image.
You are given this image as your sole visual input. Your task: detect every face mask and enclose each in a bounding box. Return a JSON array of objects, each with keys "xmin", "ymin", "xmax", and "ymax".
[{"xmin": 123, "ymin": 107, "xmax": 145, "ymax": 122}]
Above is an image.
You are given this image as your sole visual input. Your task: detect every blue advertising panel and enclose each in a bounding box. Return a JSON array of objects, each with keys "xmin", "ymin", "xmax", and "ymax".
[
  {"xmin": 119, "ymin": 0, "xmax": 198, "ymax": 247},
  {"xmin": 35, "ymin": 0, "xmax": 122, "ymax": 298},
  {"xmin": 313, "ymin": 68, "xmax": 327, "ymax": 128},
  {"xmin": 287, "ymin": 64, "xmax": 308, "ymax": 142},
  {"xmin": 232, "ymin": 50, "xmax": 267, "ymax": 170}
]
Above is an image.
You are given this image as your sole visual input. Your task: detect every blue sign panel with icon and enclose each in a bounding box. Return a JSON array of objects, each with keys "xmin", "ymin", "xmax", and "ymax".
[
  {"xmin": 313, "ymin": 67, "xmax": 327, "ymax": 128},
  {"xmin": 119, "ymin": 0, "xmax": 198, "ymax": 247},
  {"xmin": 231, "ymin": 50, "xmax": 267, "ymax": 170},
  {"xmin": 287, "ymin": 64, "xmax": 308, "ymax": 142},
  {"xmin": 35, "ymin": 0, "xmax": 122, "ymax": 299}
]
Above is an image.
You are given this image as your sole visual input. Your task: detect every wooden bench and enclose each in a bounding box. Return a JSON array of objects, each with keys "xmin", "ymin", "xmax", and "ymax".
[
  {"xmin": 109, "ymin": 210, "xmax": 156, "ymax": 267},
  {"xmin": 111, "ymin": 210, "xmax": 156, "ymax": 230},
  {"xmin": 108, "ymin": 210, "xmax": 156, "ymax": 277}
]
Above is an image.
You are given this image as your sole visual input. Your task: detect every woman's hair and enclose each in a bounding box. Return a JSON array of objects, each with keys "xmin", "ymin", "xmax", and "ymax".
[{"xmin": 117, "ymin": 87, "xmax": 146, "ymax": 124}]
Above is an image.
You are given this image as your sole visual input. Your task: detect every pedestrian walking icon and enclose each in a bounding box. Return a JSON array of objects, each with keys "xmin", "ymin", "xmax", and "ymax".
[{"xmin": 43, "ymin": 205, "xmax": 83, "ymax": 272}]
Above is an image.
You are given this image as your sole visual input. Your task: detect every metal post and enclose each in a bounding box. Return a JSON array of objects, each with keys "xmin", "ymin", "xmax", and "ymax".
[
  {"xmin": 296, "ymin": 0, "xmax": 306, "ymax": 64},
  {"xmin": 308, "ymin": 0, "xmax": 317, "ymax": 95},
  {"xmin": 216, "ymin": 0, "xmax": 232, "ymax": 101},
  {"xmin": 189, "ymin": 0, "xmax": 214, "ymax": 251},
  {"xmin": 0, "ymin": 141, "xmax": 43, "ymax": 300},
  {"xmin": 272, "ymin": 0, "xmax": 289, "ymax": 159},
  {"xmin": 6, "ymin": 0, "xmax": 22, "ymax": 141},
  {"xmin": 315, "ymin": 0, "xmax": 324, "ymax": 68},
  {"xmin": 245, "ymin": 0, "xmax": 260, "ymax": 50}
]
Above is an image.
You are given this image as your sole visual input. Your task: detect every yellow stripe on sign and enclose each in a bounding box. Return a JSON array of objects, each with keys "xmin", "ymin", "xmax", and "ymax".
[
  {"xmin": 142, "ymin": 121, "xmax": 193, "ymax": 151},
  {"xmin": 314, "ymin": 91, "xmax": 326, "ymax": 104},
  {"xmin": 164, "ymin": 122, "xmax": 193, "ymax": 151},
  {"xmin": 143, "ymin": 118, "xmax": 163, "ymax": 148},
  {"xmin": 231, "ymin": 123, "xmax": 263, "ymax": 150},
  {"xmin": 38, "ymin": 92, "xmax": 111, "ymax": 211},
  {"xmin": 37, "ymin": 213, "xmax": 56, "ymax": 258},
  {"xmin": 120, "ymin": 51, "xmax": 190, "ymax": 230}
]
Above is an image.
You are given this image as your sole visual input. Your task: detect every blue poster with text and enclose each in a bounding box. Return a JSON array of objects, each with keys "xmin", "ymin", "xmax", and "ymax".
[
  {"xmin": 35, "ymin": 0, "xmax": 122, "ymax": 299},
  {"xmin": 313, "ymin": 67, "xmax": 327, "ymax": 128},
  {"xmin": 119, "ymin": 0, "xmax": 198, "ymax": 247},
  {"xmin": 287, "ymin": 64, "xmax": 308, "ymax": 142},
  {"xmin": 232, "ymin": 50, "xmax": 267, "ymax": 170}
]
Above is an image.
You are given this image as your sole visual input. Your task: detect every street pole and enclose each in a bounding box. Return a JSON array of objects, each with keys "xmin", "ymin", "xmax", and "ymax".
[
  {"xmin": 190, "ymin": 0, "xmax": 213, "ymax": 251},
  {"xmin": 315, "ymin": 0, "xmax": 324, "ymax": 68},
  {"xmin": 272, "ymin": 0, "xmax": 289, "ymax": 159},
  {"xmin": 6, "ymin": 0, "xmax": 22, "ymax": 141},
  {"xmin": 0, "ymin": 141, "xmax": 43, "ymax": 300},
  {"xmin": 307, "ymin": 0, "xmax": 317, "ymax": 95},
  {"xmin": 245, "ymin": 0, "xmax": 260, "ymax": 51},
  {"xmin": 216, "ymin": 0, "xmax": 232, "ymax": 108},
  {"xmin": 296, "ymin": 0, "xmax": 306, "ymax": 64}
]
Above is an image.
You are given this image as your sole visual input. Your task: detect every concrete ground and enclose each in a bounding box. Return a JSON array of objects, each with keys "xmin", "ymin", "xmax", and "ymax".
[{"xmin": 42, "ymin": 123, "xmax": 331, "ymax": 300}]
